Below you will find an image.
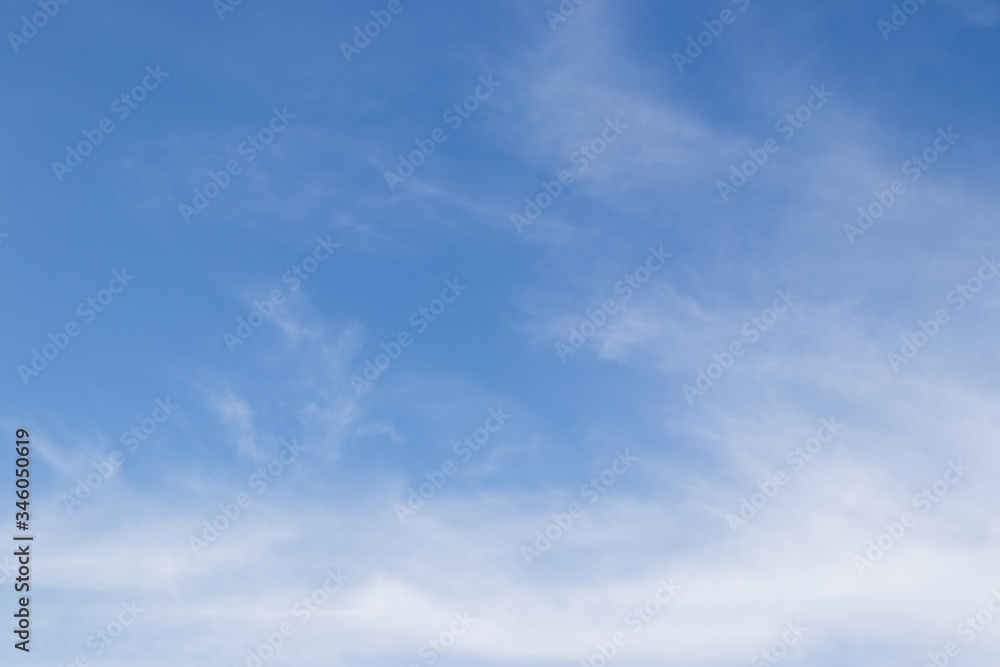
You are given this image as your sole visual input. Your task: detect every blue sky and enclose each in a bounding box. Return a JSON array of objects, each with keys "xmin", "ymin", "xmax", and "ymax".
[{"xmin": 2, "ymin": 0, "xmax": 1000, "ymax": 665}]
